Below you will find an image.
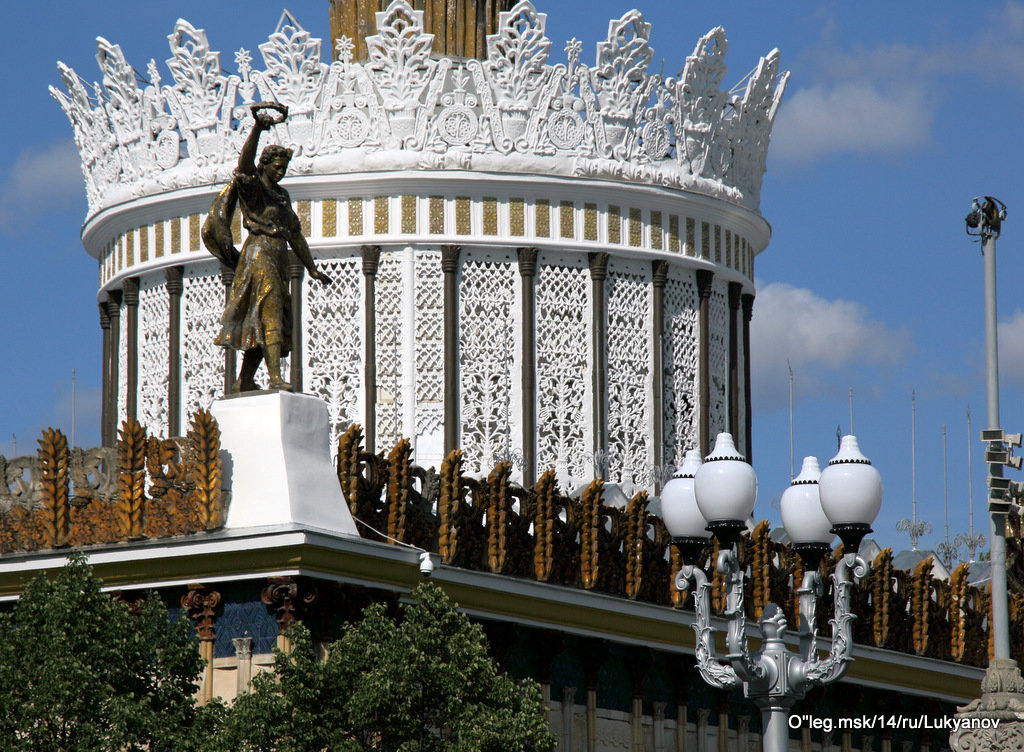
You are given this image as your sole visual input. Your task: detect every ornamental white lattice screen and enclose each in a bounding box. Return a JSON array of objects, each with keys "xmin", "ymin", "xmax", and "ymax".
[
  {"xmin": 536, "ymin": 258, "xmax": 590, "ymax": 482},
  {"xmin": 605, "ymin": 260, "xmax": 652, "ymax": 487},
  {"xmin": 708, "ymin": 282, "xmax": 729, "ymax": 439},
  {"xmin": 375, "ymin": 251, "xmax": 405, "ymax": 446},
  {"xmin": 182, "ymin": 263, "xmax": 225, "ymax": 420},
  {"xmin": 138, "ymin": 278, "xmax": 170, "ymax": 437},
  {"xmin": 663, "ymin": 269, "xmax": 699, "ymax": 467},
  {"xmin": 304, "ymin": 256, "xmax": 363, "ymax": 450},
  {"xmin": 414, "ymin": 251, "xmax": 444, "ymax": 440},
  {"xmin": 459, "ymin": 251, "xmax": 518, "ymax": 476}
]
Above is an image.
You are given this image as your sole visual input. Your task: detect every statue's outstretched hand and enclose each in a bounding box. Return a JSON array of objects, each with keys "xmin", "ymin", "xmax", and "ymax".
[
  {"xmin": 312, "ymin": 270, "xmax": 331, "ymax": 284},
  {"xmin": 250, "ymin": 103, "xmax": 288, "ymax": 130}
]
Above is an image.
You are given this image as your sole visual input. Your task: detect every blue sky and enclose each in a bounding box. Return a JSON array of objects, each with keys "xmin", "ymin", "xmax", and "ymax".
[{"xmin": 3, "ymin": 1, "xmax": 1023, "ymax": 560}]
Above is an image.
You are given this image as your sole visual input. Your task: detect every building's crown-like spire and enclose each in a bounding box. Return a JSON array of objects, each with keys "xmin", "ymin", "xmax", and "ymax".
[{"xmin": 51, "ymin": 0, "xmax": 788, "ymax": 220}]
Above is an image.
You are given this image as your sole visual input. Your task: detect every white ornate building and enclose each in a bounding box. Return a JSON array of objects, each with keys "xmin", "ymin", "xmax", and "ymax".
[{"xmin": 52, "ymin": 0, "xmax": 787, "ymax": 488}]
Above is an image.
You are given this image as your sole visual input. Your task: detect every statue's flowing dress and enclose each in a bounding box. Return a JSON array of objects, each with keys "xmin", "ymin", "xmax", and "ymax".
[{"xmin": 214, "ymin": 169, "xmax": 300, "ymax": 356}]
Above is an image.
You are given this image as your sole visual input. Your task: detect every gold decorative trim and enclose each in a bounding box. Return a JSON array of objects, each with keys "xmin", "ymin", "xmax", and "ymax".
[
  {"xmin": 154, "ymin": 221, "xmax": 164, "ymax": 259},
  {"xmin": 668, "ymin": 215, "xmax": 679, "ymax": 253},
  {"xmin": 296, "ymin": 200, "xmax": 311, "ymax": 236},
  {"xmin": 686, "ymin": 217, "xmax": 695, "ymax": 256},
  {"xmin": 714, "ymin": 225, "xmax": 721, "ymax": 264},
  {"xmin": 189, "ymin": 214, "xmax": 200, "ymax": 253},
  {"xmin": 483, "ymin": 197, "xmax": 498, "ymax": 236},
  {"xmin": 650, "ymin": 211, "xmax": 662, "ymax": 250},
  {"xmin": 701, "ymin": 221, "xmax": 709, "ymax": 259},
  {"xmin": 510, "ymin": 198, "xmax": 525, "ymax": 237},
  {"xmin": 401, "ymin": 195, "xmax": 417, "ymax": 234},
  {"xmin": 171, "ymin": 217, "xmax": 181, "ymax": 255},
  {"xmin": 429, "ymin": 196, "xmax": 444, "ymax": 234},
  {"xmin": 140, "ymin": 225, "xmax": 149, "ymax": 263},
  {"xmin": 535, "ymin": 199, "xmax": 550, "ymax": 238},
  {"xmin": 608, "ymin": 205, "xmax": 621, "ymax": 244},
  {"xmin": 456, "ymin": 197, "xmax": 471, "ymax": 235},
  {"xmin": 322, "ymin": 199, "xmax": 337, "ymax": 237},
  {"xmin": 584, "ymin": 203, "xmax": 597, "ymax": 241},
  {"xmin": 628, "ymin": 207, "xmax": 642, "ymax": 247},
  {"xmin": 560, "ymin": 201, "xmax": 574, "ymax": 239},
  {"xmin": 725, "ymin": 229, "xmax": 732, "ymax": 268},
  {"xmin": 374, "ymin": 196, "xmax": 389, "ymax": 235},
  {"xmin": 348, "ymin": 197, "xmax": 363, "ymax": 236},
  {"xmin": 127, "ymin": 229, "xmax": 135, "ymax": 266}
]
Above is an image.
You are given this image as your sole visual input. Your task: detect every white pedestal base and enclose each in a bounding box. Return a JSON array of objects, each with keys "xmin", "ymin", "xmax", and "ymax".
[{"xmin": 212, "ymin": 391, "xmax": 358, "ymax": 536}]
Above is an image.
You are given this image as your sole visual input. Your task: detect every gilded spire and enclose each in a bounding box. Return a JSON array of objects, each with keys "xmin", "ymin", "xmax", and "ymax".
[{"xmin": 329, "ymin": 0, "xmax": 516, "ymax": 61}]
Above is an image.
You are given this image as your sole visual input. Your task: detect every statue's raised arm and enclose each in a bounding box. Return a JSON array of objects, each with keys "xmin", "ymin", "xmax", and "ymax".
[{"xmin": 206, "ymin": 103, "xmax": 329, "ymax": 393}]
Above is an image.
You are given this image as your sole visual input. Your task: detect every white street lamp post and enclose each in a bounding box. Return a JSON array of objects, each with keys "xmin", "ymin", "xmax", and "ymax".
[{"xmin": 662, "ymin": 433, "xmax": 882, "ymax": 752}]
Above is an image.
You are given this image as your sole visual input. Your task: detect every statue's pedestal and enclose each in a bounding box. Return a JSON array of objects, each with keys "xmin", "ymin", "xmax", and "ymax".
[
  {"xmin": 950, "ymin": 658, "xmax": 1024, "ymax": 751},
  {"xmin": 212, "ymin": 391, "xmax": 358, "ymax": 536}
]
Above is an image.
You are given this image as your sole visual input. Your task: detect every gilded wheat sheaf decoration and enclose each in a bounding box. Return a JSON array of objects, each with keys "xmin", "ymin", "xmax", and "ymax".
[
  {"xmin": 188, "ymin": 409, "xmax": 222, "ymax": 530},
  {"xmin": 37, "ymin": 428, "xmax": 70, "ymax": 548},
  {"xmin": 386, "ymin": 438, "xmax": 411, "ymax": 543},
  {"xmin": 438, "ymin": 449, "xmax": 464, "ymax": 563},
  {"xmin": 533, "ymin": 469, "xmax": 556, "ymax": 581},
  {"xmin": 116, "ymin": 418, "xmax": 148, "ymax": 539}
]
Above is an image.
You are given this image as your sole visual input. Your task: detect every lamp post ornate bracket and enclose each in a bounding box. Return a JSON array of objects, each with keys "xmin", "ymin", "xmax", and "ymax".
[{"xmin": 677, "ymin": 548, "xmax": 869, "ymax": 749}]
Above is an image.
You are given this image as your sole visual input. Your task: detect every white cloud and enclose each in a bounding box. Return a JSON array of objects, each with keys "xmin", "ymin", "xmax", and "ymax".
[
  {"xmin": 750, "ymin": 282, "xmax": 912, "ymax": 411},
  {"xmin": 0, "ymin": 140, "xmax": 84, "ymax": 234},
  {"xmin": 998, "ymin": 310, "xmax": 1024, "ymax": 387},
  {"xmin": 771, "ymin": 83, "xmax": 931, "ymax": 163},
  {"xmin": 771, "ymin": 2, "xmax": 1024, "ymax": 163}
]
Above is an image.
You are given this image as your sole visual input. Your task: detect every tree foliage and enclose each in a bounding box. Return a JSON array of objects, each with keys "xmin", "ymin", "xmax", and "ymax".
[
  {"xmin": 0, "ymin": 554, "xmax": 214, "ymax": 752},
  {"xmin": 213, "ymin": 582, "xmax": 556, "ymax": 752}
]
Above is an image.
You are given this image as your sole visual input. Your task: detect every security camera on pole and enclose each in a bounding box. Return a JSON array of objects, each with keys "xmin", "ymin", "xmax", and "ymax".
[{"xmin": 951, "ymin": 198, "xmax": 1024, "ymax": 752}]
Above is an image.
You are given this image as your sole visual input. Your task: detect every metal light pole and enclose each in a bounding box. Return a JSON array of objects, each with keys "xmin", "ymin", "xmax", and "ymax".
[
  {"xmin": 951, "ymin": 197, "xmax": 1024, "ymax": 752},
  {"xmin": 971, "ymin": 196, "xmax": 1012, "ymax": 659},
  {"xmin": 663, "ymin": 433, "xmax": 882, "ymax": 752}
]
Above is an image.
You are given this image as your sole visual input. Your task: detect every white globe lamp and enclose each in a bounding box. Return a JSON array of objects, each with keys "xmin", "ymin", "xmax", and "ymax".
[
  {"xmin": 780, "ymin": 456, "xmax": 833, "ymax": 570},
  {"xmin": 661, "ymin": 449, "xmax": 709, "ymax": 562},
  {"xmin": 818, "ymin": 435, "xmax": 882, "ymax": 554},
  {"xmin": 694, "ymin": 433, "xmax": 757, "ymax": 547}
]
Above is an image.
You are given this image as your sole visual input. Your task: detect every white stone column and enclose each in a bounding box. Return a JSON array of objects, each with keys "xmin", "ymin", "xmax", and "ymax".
[{"xmin": 233, "ymin": 636, "xmax": 253, "ymax": 695}]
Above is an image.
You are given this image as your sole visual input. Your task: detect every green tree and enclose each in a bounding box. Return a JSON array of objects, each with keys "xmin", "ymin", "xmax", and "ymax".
[
  {"xmin": 213, "ymin": 582, "xmax": 555, "ymax": 752},
  {"xmin": 0, "ymin": 554, "xmax": 216, "ymax": 752}
]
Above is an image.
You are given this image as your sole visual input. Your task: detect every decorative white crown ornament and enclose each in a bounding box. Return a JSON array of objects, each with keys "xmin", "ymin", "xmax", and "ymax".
[{"xmin": 51, "ymin": 1, "xmax": 788, "ymax": 220}]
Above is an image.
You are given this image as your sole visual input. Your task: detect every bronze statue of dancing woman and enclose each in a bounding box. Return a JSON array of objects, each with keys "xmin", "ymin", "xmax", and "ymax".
[{"xmin": 203, "ymin": 103, "xmax": 328, "ymax": 392}]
